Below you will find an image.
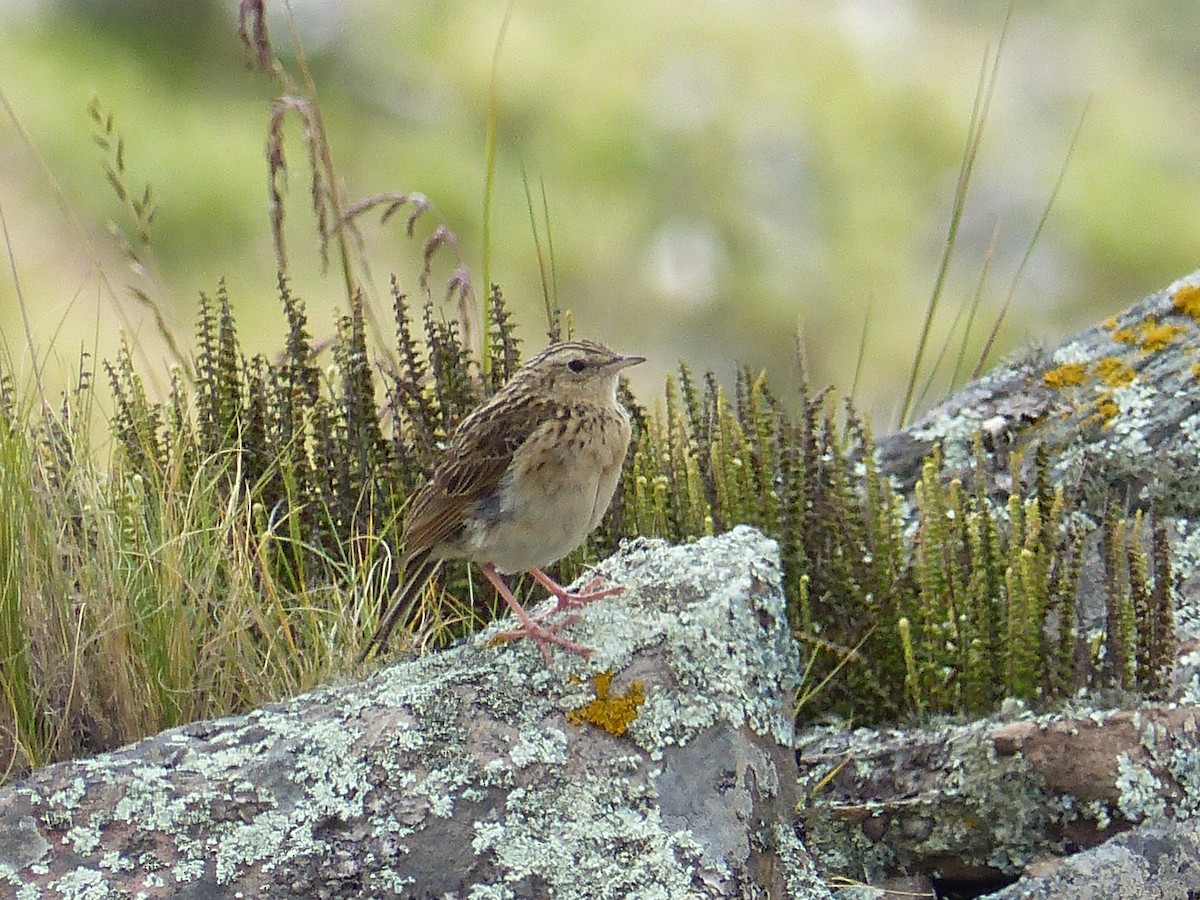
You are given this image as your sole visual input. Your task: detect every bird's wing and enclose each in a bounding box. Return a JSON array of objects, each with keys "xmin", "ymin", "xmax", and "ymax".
[{"xmin": 402, "ymin": 391, "xmax": 559, "ymax": 555}]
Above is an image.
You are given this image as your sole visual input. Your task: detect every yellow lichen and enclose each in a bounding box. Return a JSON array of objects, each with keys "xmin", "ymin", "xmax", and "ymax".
[
  {"xmin": 1102, "ymin": 316, "xmax": 1119, "ymax": 330},
  {"xmin": 1042, "ymin": 362, "xmax": 1088, "ymax": 389},
  {"xmin": 1111, "ymin": 328, "xmax": 1138, "ymax": 345},
  {"xmin": 1191, "ymin": 361, "xmax": 1200, "ymax": 381},
  {"xmin": 1173, "ymin": 284, "xmax": 1200, "ymax": 320},
  {"xmin": 567, "ymin": 670, "xmax": 645, "ymax": 736},
  {"xmin": 1094, "ymin": 357, "xmax": 1136, "ymax": 387},
  {"xmin": 1138, "ymin": 319, "xmax": 1188, "ymax": 353},
  {"xmin": 1082, "ymin": 392, "xmax": 1120, "ymax": 428}
]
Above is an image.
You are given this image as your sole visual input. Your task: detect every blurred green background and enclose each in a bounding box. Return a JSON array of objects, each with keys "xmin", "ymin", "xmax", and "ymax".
[{"xmin": 1, "ymin": 0, "xmax": 1198, "ymax": 425}]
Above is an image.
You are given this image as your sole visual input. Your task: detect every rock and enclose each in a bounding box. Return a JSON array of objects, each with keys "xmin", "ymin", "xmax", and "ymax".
[
  {"xmin": 983, "ymin": 818, "xmax": 1200, "ymax": 899},
  {"xmin": 876, "ymin": 269, "xmax": 1200, "ymax": 517},
  {"xmin": 0, "ymin": 526, "xmax": 827, "ymax": 899},
  {"xmin": 797, "ymin": 704, "xmax": 1200, "ymax": 882},
  {"xmin": 798, "ymin": 269, "xmax": 1200, "ymax": 895}
]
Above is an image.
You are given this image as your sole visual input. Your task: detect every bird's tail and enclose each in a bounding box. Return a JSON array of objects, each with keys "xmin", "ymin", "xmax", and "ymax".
[{"xmin": 357, "ymin": 551, "xmax": 443, "ymax": 664}]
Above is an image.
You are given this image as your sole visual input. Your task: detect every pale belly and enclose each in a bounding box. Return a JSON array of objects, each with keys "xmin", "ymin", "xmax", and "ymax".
[{"xmin": 459, "ymin": 413, "xmax": 628, "ymax": 573}]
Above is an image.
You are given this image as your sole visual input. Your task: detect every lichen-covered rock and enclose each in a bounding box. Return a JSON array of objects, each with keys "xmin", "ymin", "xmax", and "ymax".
[
  {"xmin": 876, "ymin": 269, "xmax": 1200, "ymax": 516},
  {"xmin": 0, "ymin": 526, "xmax": 827, "ymax": 899},
  {"xmin": 797, "ymin": 704, "xmax": 1200, "ymax": 884},
  {"xmin": 983, "ymin": 818, "xmax": 1200, "ymax": 900},
  {"xmin": 822, "ymin": 268, "xmax": 1200, "ymax": 891}
]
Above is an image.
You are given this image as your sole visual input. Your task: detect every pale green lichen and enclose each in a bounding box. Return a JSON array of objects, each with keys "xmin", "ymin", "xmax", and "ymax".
[
  {"xmin": 1080, "ymin": 798, "xmax": 1111, "ymax": 831},
  {"xmin": 1107, "ymin": 714, "xmax": 1200, "ymax": 826},
  {"xmin": 799, "ymin": 715, "xmax": 1067, "ymax": 880},
  {"xmin": 1051, "ymin": 340, "xmax": 1095, "ymax": 367},
  {"xmin": 1114, "ymin": 753, "xmax": 1166, "ymax": 821},
  {"xmin": 67, "ymin": 824, "xmax": 100, "ymax": 857},
  {"xmin": 1177, "ymin": 650, "xmax": 1200, "ymax": 705},
  {"xmin": 1181, "ymin": 414, "xmax": 1200, "ymax": 449},
  {"xmin": 470, "ymin": 776, "xmax": 710, "ymax": 897},
  {"xmin": 905, "ymin": 275, "xmax": 1200, "ymax": 530},
  {"xmin": 775, "ymin": 821, "xmax": 830, "ymax": 899},
  {"xmin": 567, "ymin": 528, "xmax": 798, "ymax": 753},
  {"xmin": 909, "ymin": 406, "xmax": 988, "ymax": 472},
  {"xmin": 1167, "ymin": 746, "xmax": 1200, "ymax": 819},
  {"xmin": 49, "ymin": 868, "xmax": 109, "ymax": 899},
  {"xmin": 507, "ymin": 727, "xmax": 569, "ymax": 768},
  {"xmin": 799, "ymin": 698, "xmax": 1200, "ymax": 883}
]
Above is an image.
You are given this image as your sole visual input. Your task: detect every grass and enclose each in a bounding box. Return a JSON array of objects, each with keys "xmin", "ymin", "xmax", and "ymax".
[
  {"xmin": 0, "ymin": 362, "xmax": 353, "ymax": 777},
  {"xmin": 0, "ymin": 4, "xmax": 1180, "ymax": 785}
]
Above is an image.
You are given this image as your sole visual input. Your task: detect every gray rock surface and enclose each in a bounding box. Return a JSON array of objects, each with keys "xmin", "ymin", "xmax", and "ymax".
[
  {"xmin": 0, "ymin": 526, "xmax": 828, "ymax": 899},
  {"xmin": 983, "ymin": 818, "xmax": 1200, "ymax": 900},
  {"xmin": 797, "ymin": 704, "xmax": 1200, "ymax": 883},
  {"xmin": 876, "ymin": 268, "xmax": 1200, "ymax": 517}
]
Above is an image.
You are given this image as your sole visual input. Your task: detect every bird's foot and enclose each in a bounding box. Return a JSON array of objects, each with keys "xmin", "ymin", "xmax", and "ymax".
[
  {"xmin": 490, "ymin": 615, "xmax": 592, "ymax": 664},
  {"xmin": 482, "ymin": 562, "xmax": 594, "ymax": 664},
  {"xmin": 529, "ymin": 568, "xmax": 623, "ymax": 614}
]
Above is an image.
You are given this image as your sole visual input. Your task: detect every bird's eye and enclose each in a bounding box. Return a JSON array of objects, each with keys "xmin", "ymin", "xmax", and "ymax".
[{"xmin": 567, "ymin": 358, "xmax": 586, "ymax": 373}]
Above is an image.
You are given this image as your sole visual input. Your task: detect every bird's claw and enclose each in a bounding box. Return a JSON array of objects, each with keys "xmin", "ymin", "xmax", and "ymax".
[
  {"xmin": 530, "ymin": 570, "xmax": 624, "ymax": 614},
  {"xmin": 491, "ymin": 614, "xmax": 591, "ymax": 663},
  {"xmin": 551, "ymin": 582, "xmax": 623, "ymax": 613}
]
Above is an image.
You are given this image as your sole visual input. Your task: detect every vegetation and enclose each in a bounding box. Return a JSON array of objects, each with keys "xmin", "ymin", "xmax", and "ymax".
[
  {"xmin": 0, "ymin": 5, "xmax": 1179, "ymax": 785},
  {"xmin": 0, "ymin": 266, "xmax": 1178, "ymax": 781}
]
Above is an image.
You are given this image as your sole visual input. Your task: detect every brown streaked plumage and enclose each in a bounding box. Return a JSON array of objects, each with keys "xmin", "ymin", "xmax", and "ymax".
[{"xmin": 358, "ymin": 339, "xmax": 644, "ymax": 664}]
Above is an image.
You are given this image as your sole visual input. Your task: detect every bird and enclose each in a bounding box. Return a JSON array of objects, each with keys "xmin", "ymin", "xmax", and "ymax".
[{"xmin": 358, "ymin": 338, "xmax": 645, "ymax": 664}]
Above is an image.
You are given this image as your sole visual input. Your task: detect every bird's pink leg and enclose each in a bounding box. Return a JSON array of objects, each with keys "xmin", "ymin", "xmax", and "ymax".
[
  {"xmin": 528, "ymin": 567, "xmax": 622, "ymax": 613},
  {"xmin": 482, "ymin": 563, "xmax": 592, "ymax": 663}
]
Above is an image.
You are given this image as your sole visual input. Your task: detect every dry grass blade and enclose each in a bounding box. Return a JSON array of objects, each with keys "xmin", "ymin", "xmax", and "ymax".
[
  {"xmin": 972, "ymin": 98, "xmax": 1090, "ymax": 379},
  {"xmin": 897, "ymin": 10, "xmax": 1008, "ymax": 428}
]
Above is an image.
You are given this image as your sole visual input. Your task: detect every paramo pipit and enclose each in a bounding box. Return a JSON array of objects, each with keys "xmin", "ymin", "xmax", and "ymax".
[{"xmin": 359, "ymin": 339, "xmax": 644, "ymax": 664}]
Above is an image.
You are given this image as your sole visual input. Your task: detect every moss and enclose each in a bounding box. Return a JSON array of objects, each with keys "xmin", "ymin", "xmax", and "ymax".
[
  {"xmin": 1042, "ymin": 362, "xmax": 1088, "ymax": 389},
  {"xmin": 566, "ymin": 670, "xmax": 646, "ymax": 737}
]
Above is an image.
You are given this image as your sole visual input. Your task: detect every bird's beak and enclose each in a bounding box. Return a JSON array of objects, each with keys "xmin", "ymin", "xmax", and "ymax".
[{"xmin": 611, "ymin": 354, "xmax": 646, "ymax": 372}]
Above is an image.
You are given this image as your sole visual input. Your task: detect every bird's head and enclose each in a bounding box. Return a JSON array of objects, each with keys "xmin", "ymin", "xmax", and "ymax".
[{"xmin": 520, "ymin": 339, "xmax": 644, "ymax": 404}]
